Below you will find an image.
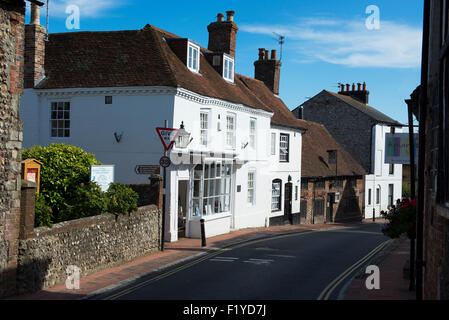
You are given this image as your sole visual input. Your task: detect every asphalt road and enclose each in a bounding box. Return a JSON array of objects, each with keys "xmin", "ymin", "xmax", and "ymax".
[{"xmin": 93, "ymin": 223, "xmax": 389, "ymax": 300}]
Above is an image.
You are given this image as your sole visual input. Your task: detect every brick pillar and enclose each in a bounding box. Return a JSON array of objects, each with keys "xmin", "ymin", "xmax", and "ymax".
[{"xmin": 19, "ymin": 180, "xmax": 36, "ymax": 240}]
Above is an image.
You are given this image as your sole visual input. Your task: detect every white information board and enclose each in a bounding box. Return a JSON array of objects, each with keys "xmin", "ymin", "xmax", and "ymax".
[{"xmin": 90, "ymin": 165, "xmax": 115, "ymax": 192}]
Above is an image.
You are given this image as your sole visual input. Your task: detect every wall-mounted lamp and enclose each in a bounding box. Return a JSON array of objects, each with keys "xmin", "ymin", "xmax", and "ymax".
[
  {"xmin": 114, "ymin": 132, "xmax": 123, "ymax": 143},
  {"xmin": 175, "ymin": 121, "xmax": 192, "ymax": 149},
  {"xmin": 241, "ymin": 141, "xmax": 249, "ymax": 149}
]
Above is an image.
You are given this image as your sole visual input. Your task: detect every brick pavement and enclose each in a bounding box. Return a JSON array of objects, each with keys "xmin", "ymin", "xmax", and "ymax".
[
  {"xmin": 342, "ymin": 237, "xmax": 416, "ymax": 300},
  {"xmin": 7, "ymin": 220, "xmax": 411, "ymax": 300}
]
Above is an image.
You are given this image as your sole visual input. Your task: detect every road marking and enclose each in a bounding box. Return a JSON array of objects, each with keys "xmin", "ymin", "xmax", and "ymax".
[
  {"xmin": 209, "ymin": 257, "xmax": 239, "ymax": 262},
  {"xmin": 267, "ymin": 254, "xmax": 296, "ymax": 259},
  {"xmin": 317, "ymin": 239, "xmax": 392, "ymax": 300},
  {"xmin": 102, "ymin": 230, "xmax": 318, "ymax": 300},
  {"xmin": 243, "ymin": 259, "xmax": 274, "ymax": 265}
]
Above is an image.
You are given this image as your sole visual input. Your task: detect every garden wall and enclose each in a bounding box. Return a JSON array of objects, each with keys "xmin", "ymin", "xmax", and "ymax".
[{"xmin": 16, "ymin": 198, "xmax": 162, "ymax": 294}]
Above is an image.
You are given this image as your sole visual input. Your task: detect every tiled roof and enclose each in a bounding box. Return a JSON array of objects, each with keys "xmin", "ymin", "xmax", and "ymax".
[
  {"xmin": 297, "ymin": 119, "xmax": 366, "ymax": 178},
  {"xmin": 36, "ymin": 25, "xmax": 304, "ymax": 130},
  {"xmin": 324, "ymin": 90, "xmax": 402, "ymax": 126}
]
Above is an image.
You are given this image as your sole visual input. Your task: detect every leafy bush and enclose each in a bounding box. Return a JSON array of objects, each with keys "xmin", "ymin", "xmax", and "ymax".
[
  {"xmin": 60, "ymin": 182, "xmax": 109, "ymax": 221},
  {"xmin": 22, "ymin": 144, "xmax": 101, "ymax": 223},
  {"xmin": 381, "ymin": 198, "xmax": 416, "ymax": 239},
  {"xmin": 34, "ymin": 195, "xmax": 53, "ymax": 228},
  {"xmin": 106, "ymin": 183, "xmax": 138, "ymax": 215}
]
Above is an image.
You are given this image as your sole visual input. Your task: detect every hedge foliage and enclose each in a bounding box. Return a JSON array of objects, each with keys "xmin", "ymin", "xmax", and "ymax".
[{"xmin": 22, "ymin": 144, "xmax": 139, "ymax": 227}]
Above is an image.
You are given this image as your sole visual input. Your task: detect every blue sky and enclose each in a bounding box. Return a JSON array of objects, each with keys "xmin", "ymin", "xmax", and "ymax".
[{"xmin": 28, "ymin": 0, "xmax": 424, "ymax": 124}]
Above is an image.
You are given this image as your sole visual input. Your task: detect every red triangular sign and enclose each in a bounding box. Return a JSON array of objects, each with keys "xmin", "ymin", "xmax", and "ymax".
[{"xmin": 156, "ymin": 128, "xmax": 180, "ymax": 151}]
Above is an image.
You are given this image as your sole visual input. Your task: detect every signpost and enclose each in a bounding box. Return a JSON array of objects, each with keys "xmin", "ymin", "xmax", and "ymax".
[
  {"xmin": 135, "ymin": 165, "xmax": 160, "ymax": 175},
  {"xmin": 157, "ymin": 122, "xmax": 178, "ymax": 251},
  {"xmin": 156, "ymin": 127, "xmax": 181, "ymax": 151}
]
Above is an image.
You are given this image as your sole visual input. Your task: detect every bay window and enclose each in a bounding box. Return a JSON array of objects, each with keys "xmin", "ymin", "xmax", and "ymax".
[{"xmin": 192, "ymin": 162, "xmax": 232, "ymax": 217}]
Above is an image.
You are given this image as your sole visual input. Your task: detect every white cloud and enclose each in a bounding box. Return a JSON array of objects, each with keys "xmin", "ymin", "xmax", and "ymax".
[
  {"xmin": 27, "ymin": 0, "xmax": 126, "ymax": 19},
  {"xmin": 240, "ymin": 18, "xmax": 422, "ymax": 69}
]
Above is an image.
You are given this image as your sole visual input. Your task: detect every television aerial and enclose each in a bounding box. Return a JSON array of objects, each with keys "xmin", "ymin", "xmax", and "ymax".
[{"xmin": 273, "ymin": 32, "xmax": 285, "ymax": 61}]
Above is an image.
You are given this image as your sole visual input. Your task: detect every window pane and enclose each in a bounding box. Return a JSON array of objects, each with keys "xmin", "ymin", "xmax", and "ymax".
[{"xmin": 229, "ymin": 61, "xmax": 233, "ymax": 79}]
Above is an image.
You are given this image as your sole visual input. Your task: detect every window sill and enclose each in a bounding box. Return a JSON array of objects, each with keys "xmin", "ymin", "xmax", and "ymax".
[
  {"xmin": 191, "ymin": 212, "xmax": 231, "ymax": 222},
  {"xmin": 437, "ymin": 204, "xmax": 449, "ymax": 220}
]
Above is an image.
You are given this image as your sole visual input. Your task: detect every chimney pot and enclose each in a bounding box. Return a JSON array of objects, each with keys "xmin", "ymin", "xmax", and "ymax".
[
  {"xmin": 30, "ymin": 3, "xmax": 40, "ymax": 25},
  {"xmin": 258, "ymin": 48, "xmax": 265, "ymax": 60},
  {"xmin": 207, "ymin": 11, "xmax": 238, "ymax": 57},
  {"xmin": 226, "ymin": 11, "xmax": 235, "ymax": 22},
  {"xmin": 254, "ymin": 48, "xmax": 282, "ymax": 95},
  {"xmin": 340, "ymin": 81, "xmax": 369, "ymax": 104}
]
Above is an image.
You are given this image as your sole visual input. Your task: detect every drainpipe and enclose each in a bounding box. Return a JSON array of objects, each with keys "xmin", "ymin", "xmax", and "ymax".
[{"xmin": 416, "ymin": 0, "xmax": 430, "ymax": 301}]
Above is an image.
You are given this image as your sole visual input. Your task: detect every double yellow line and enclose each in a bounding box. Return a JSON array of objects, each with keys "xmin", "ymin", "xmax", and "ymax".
[
  {"xmin": 317, "ymin": 239, "xmax": 392, "ymax": 300},
  {"xmin": 103, "ymin": 230, "xmax": 317, "ymax": 300}
]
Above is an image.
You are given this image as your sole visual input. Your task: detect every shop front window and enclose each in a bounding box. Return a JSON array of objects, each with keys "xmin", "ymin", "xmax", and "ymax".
[{"xmin": 192, "ymin": 162, "xmax": 232, "ymax": 217}]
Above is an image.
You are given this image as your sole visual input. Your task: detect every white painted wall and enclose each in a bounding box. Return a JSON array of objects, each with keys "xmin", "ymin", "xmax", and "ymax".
[
  {"xmin": 364, "ymin": 124, "xmax": 403, "ymax": 218},
  {"xmin": 20, "ymin": 87, "xmax": 176, "ymax": 184},
  {"xmin": 20, "ymin": 86, "xmax": 303, "ymax": 242}
]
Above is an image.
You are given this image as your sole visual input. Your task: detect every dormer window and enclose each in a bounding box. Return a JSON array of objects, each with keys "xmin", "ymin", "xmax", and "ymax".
[
  {"xmin": 187, "ymin": 42, "xmax": 200, "ymax": 73},
  {"xmin": 223, "ymin": 55, "xmax": 234, "ymax": 82}
]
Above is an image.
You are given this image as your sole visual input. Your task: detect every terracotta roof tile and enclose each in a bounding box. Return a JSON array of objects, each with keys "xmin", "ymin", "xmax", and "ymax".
[{"xmin": 36, "ymin": 25, "xmax": 304, "ymax": 131}]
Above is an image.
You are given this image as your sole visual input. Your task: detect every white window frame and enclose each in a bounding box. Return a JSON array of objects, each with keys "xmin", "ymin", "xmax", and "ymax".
[
  {"xmin": 272, "ymin": 179, "xmax": 282, "ymax": 212},
  {"xmin": 271, "ymin": 133, "xmax": 276, "ymax": 155},
  {"xmin": 187, "ymin": 42, "xmax": 200, "ymax": 73},
  {"xmin": 247, "ymin": 170, "xmax": 256, "ymax": 206},
  {"xmin": 191, "ymin": 162, "xmax": 233, "ymax": 218},
  {"xmin": 249, "ymin": 118, "xmax": 257, "ymax": 150},
  {"xmin": 50, "ymin": 101, "xmax": 71, "ymax": 138},
  {"xmin": 226, "ymin": 113, "xmax": 236, "ymax": 149},
  {"xmin": 280, "ymin": 133, "xmax": 290, "ymax": 162},
  {"xmin": 223, "ymin": 55, "xmax": 234, "ymax": 82},
  {"xmin": 200, "ymin": 110, "xmax": 209, "ymax": 147}
]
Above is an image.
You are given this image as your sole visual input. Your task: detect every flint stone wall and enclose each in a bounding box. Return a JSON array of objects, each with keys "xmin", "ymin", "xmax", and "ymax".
[
  {"xmin": 0, "ymin": 1, "xmax": 25, "ymax": 298},
  {"xmin": 16, "ymin": 205, "xmax": 162, "ymax": 294}
]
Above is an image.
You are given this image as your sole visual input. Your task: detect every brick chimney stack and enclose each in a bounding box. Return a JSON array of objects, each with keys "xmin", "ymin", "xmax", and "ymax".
[
  {"xmin": 254, "ymin": 49, "xmax": 282, "ymax": 95},
  {"xmin": 24, "ymin": 3, "xmax": 46, "ymax": 88},
  {"xmin": 207, "ymin": 10, "xmax": 238, "ymax": 57},
  {"xmin": 338, "ymin": 82, "xmax": 370, "ymax": 104}
]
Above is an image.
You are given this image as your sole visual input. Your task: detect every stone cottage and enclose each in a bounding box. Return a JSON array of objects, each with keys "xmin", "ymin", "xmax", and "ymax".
[{"xmin": 296, "ymin": 119, "xmax": 366, "ymax": 224}]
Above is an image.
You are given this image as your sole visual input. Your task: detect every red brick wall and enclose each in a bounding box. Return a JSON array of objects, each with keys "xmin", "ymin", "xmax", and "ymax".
[
  {"xmin": 301, "ymin": 177, "xmax": 364, "ymax": 224},
  {"xmin": 24, "ymin": 23, "xmax": 46, "ymax": 88},
  {"xmin": 207, "ymin": 21, "xmax": 238, "ymax": 57}
]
